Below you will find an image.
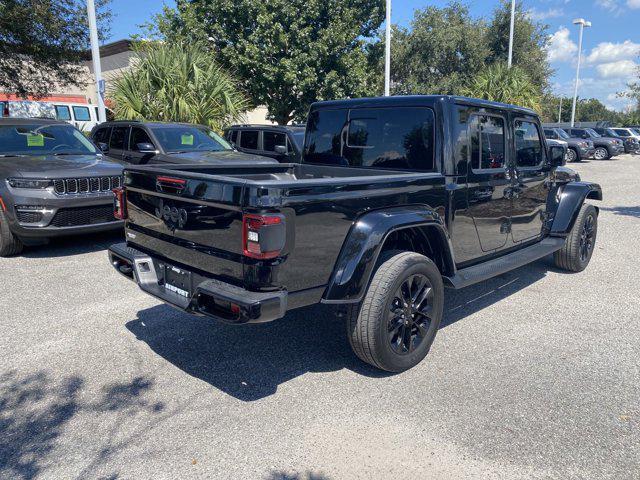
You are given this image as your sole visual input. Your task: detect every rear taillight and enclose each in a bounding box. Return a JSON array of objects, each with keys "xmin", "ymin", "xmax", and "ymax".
[
  {"xmin": 242, "ymin": 213, "xmax": 286, "ymax": 259},
  {"xmin": 113, "ymin": 187, "xmax": 127, "ymax": 220}
]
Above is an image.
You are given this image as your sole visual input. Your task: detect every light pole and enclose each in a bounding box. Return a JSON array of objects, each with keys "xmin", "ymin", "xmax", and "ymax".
[
  {"xmin": 87, "ymin": 0, "xmax": 106, "ymax": 123},
  {"xmin": 558, "ymin": 97, "xmax": 563, "ymax": 123},
  {"xmin": 507, "ymin": 0, "xmax": 516, "ymax": 68},
  {"xmin": 384, "ymin": 0, "xmax": 392, "ymax": 96},
  {"xmin": 570, "ymin": 18, "xmax": 591, "ymax": 127}
]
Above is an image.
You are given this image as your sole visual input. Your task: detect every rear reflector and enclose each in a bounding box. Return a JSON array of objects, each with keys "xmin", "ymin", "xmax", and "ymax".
[
  {"xmin": 242, "ymin": 213, "xmax": 285, "ymax": 259},
  {"xmin": 112, "ymin": 187, "xmax": 127, "ymax": 220}
]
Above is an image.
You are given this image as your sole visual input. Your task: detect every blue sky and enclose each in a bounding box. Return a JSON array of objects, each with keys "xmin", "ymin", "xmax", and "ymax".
[{"xmin": 106, "ymin": 0, "xmax": 640, "ymax": 111}]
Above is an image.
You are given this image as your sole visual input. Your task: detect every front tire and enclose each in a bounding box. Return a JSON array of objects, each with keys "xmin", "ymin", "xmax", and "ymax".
[
  {"xmin": 347, "ymin": 251, "xmax": 444, "ymax": 372},
  {"xmin": 554, "ymin": 204, "xmax": 597, "ymax": 272},
  {"xmin": 593, "ymin": 147, "xmax": 610, "ymax": 160},
  {"xmin": 567, "ymin": 148, "xmax": 578, "ymax": 163},
  {"xmin": 0, "ymin": 209, "xmax": 23, "ymax": 256}
]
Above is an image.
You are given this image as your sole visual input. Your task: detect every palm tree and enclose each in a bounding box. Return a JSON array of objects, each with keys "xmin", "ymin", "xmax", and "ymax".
[
  {"xmin": 462, "ymin": 63, "xmax": 542, "ymax": 112},
  {"xmin": 109, "ymin": 42, "xmax": 248, "ymax": 130}
]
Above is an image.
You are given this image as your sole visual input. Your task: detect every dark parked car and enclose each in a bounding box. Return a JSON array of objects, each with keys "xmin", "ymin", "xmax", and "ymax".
[
  {"xmin": 90, "ymin": 121, "xmax": 277, "ymax": 166},
  {"xmin": 108, "ymin": 95, "xmax": 601, "ymax": 372},
  {"xmin": 593, "ymin": 127, "xmax": 640, "ymax": 154},
  {"xmin": 543, "ymin": 127, "xmax": 594, "ymax": 162},
  {"xmin": 224, "ymin": 124, "xmax": 305, "ymax": 162},
  {"xmin": 561, "ymin": 127, "xmax": 624, "ymax": 160},
  {"xmin": 0, "ymin": 118, "xmax": 124, "ymax": 256}
]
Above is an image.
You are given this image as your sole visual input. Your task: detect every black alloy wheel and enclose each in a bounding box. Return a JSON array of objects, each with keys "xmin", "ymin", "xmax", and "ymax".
[
  {"xmin": 579, "ymin": 213, "xmax": 596, "ymax": 262},
  {"xmin": 388, "ymin": 274, "xmax": 434, "ymax": 355}
]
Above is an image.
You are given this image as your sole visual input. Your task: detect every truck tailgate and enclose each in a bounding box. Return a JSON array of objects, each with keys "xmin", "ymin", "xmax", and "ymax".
[{"xmin": 123, "ymin": 168, "xmax": 248, "ymax": 285}]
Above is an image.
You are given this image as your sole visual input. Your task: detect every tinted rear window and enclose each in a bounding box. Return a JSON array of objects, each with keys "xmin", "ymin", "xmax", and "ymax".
[{"xmin": 305, "ymin": 107, "xmax": 435, "ymax": 171}]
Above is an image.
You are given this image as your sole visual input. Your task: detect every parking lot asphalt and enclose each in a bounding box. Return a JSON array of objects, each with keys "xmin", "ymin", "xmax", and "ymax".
[{"xmin": 1, "ymin": 154, "xmax": 639, "ymax": 480}]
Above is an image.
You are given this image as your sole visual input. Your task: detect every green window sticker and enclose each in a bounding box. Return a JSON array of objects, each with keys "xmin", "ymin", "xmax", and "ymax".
[
  {"xmin": 27, "ymin": 134, "xmax": 45, "ymax": 147},
  {"xmin": 181, "ymin": 134, "xmax": 194, "ymax": 145}
]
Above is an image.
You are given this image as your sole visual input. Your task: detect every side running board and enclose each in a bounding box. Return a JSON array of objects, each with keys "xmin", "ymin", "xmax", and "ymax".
[{"xmin": 444, "ymin": 237, "xmax": 566, "ymax": 289}]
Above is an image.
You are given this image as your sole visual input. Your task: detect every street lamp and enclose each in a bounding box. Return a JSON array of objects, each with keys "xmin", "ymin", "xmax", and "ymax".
[
  {"xmin": 87, "ymin": 0, "xmax": 106, "ymax": 123},
  {"xmin": 570, "ymin": 18, "xmax": 591, "ymax": 127},
  {"xmin": 384, "ymin": 0, "xmax": 391, "ymax": 96},
  {"xmin": 507, "ymin": 0, "xmax": 516, "ymax": 68}
]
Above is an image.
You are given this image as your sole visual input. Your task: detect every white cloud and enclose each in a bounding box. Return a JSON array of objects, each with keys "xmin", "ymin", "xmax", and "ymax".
[
  {"xmin": 627, "ymin": 0, "xmax": 640, "ymax": 8},
  {"xmin": 586, "ymin": 40, "xmax": 640, "ymax": 64},
  {"xmin": 546, "ymin": 27, "xmax": 578, "ymax": 63},
  {"xmin": 596, "ymin": 0, "xmax": 624, "ymax": 15},
  {"xmin": 553, "ymin": 77, "xmax": 637, "ymax": 111},
  {"xmin": 527, "ymin": 7, "xmax": 564, "ymax": 21},
  {"xmin": 596, "ymin": 60, "xmax": 639, "ymax": 78}
]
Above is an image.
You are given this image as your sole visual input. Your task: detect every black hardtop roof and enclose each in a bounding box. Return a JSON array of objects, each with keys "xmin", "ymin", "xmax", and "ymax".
[
  {"xmin": 100, "ymin": 120, "xmax": 209, "ymax": 128},
  {"xmin": 310, "ymin": 95, "xmax": 538, "ymax": 117},
  {"xmin": 228, "ymin": 124, "xmax": 306, "ymax": 132},
  {"xmin": 0, "ymin": 118, "xmax": 67, "ymax": 126}
]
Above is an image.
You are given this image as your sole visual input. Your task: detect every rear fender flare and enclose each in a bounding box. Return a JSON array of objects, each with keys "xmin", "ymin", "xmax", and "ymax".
[
  {"xmin": 551, "ymin": 182, "xmax": 602, "ymax": 235},
  {"xmin": 322, "ymin": 207, "xmax": 454, "ymax": 304}
]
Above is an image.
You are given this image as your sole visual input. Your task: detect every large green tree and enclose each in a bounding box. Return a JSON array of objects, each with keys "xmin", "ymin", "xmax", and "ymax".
[
  {"xmin": 485, "ymin": 0, "xmax": 552, "ymax": 92},
  {"xmin": 0, "ymin": 0, "xmax": 111, "ymax": 98},
  {"xmin": 462, "ymin": 63, "xmax": 541, "ymax": 111},
  {"xmin": 110, "ymin": 42, "xmax": 248, "ymax": 131},
  {"xmin": 390, "ymin": 2, "xmax": 489, "ymax": 95},
  {"xmin": 155, "ymin": 0, "xmax": 384, "ymax": 124}
]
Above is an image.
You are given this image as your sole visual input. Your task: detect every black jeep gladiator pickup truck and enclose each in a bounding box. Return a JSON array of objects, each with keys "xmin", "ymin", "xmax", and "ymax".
[{"xmin": 108, "ymin": 96, "xmax": 602, "ymax": 372}]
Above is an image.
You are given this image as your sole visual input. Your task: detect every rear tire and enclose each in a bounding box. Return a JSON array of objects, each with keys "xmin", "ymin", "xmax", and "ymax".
[
  {"xmin": 593, "ymin": 147, "xmax": 610, "ymax": 160},
  {"xmin": 346, "ymin": 251, "xmax": 444, "ymax": 372},
  {"xmin": 0, "ymin": 209, "xmax": 23, "ymax": 256},
  {"xmin": 554, "ymin": 204, "xmax": 597, "ymax": 273}
]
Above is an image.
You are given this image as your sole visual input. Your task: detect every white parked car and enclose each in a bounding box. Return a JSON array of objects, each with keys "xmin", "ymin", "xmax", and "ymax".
[{"xmin": 52, "ymin": 102, "xmax": 114, "ymax": 132}]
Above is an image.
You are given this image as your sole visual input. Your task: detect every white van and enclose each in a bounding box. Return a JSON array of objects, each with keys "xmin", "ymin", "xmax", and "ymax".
[{"xmin": 52, "ymin": 102, "xmax": 114, "ymax": 132}]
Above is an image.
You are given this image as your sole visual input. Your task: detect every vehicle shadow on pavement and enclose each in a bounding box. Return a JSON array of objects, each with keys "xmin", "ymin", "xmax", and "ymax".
[
  {"xmin": 18, "ymin": 230, "xmax": 124, "ymax": 259},
  {"xmin": 441, "ymin": 257, "xmax": 554, "ymax": 328},
  {"xmin": 126, "ymin": 303, "xmax": 391, "ymax": 402},
  {"xmin": 126, "ymin": 257, "xmax": 557, "ymax": 402},
  {"xmin": 599, "ymin": 205, "xmax": 640, "ymax": 218},
  {"xmin": 0, "ymin": 370, "xmax": 165, "ymax": 480}
]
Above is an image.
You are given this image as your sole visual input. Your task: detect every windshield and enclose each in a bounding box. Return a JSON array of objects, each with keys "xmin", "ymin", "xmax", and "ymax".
[
  {"xmin": 585, "ymin": 128, "xmax": 601, "ymax": 138},
  {"xmin": 556, "ymin": 129, "xmax": 570, "ymax": 139},
  {"xmin": 149, "ymin": 125, "xmax": 232, "ymax": 153},
  {"xmin": 606, "ymin": 129, "xmax": 621, "ymax": 137},
  {"xmin": 0, "ymin": 123, "xmax": 97, "ymax": 156},
  {"xmin": 613, "ymin": 129, "xmax": 630, "ymax": 137},
  {"xmin": 631, "ymin": 128, "xmax": 640, "ymax": 136}
]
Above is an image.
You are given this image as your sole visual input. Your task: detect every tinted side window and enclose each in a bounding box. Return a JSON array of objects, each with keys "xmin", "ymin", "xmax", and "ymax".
[
  {"xmin": 55, "ymin": 105, "xmax": 71, "ymax": 121},
  {"xmin": 229, "ymin": 130, "xmax": 238, "ymax": 143},
  {"xmin": 342, "ymin": 107, "xmax": 435, "ymax": 170},
  {"xmin": 470, "ymin": 115, "xmax": 505, "ymax": 170},
  {"xmin": 93, "ymin": 127, "xmax": 111, "ymax": 144},
  {"xmin": 240, "ymin": 130, "xmax": 259, "ymax": 150},
  {"xmin": 130, "ymin": 127, "xmax": 154, "ymax": 150},
  {"xmin": 515, "ymin": 120, "xmax": 544, "ymax": 167},
  {"xmin": 614, "ymin": 129, "xmax": 630, "ymax": 137},
  {"xmin": 110, "ymin": 126, "xmax": 128, "ymax": 149},
  {"xmin": 543, "ymin": 129, "xmax": 556, "ymax": 139},
  {"xmin": 72, "ymin": 106, "xmax": 91, "ymax": 121},
  {"xmin": 304, "ymin": 109, "xmax": 349, "ymax": 165},
  {"xmin": 263, "ymin": 131, "xmax": 287, "ymax": 152}
]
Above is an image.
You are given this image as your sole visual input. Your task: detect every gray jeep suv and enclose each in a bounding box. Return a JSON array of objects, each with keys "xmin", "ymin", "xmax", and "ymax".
[{"xmin": 0, "ymin": 118, "xmax": 124, "ymax": 256}]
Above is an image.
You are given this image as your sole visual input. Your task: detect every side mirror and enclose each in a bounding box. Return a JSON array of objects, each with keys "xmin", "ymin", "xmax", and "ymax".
[
  {"xmin": 549, "ymin": 145, "xmax": 566, "ymax": 167},
  {"xmin": 136, "ymin": 142, "xmax": 157, "ymax": 154},
  {"xmin": 98, "ymin": 142, "xmax": 109, "ymax": 153},
  {"xmin": 582, "ymin": 133, "xmax": 589, "ymax": 139},
  {"xmin": 274, "ymin": 145, "xmax": 287, "ymax": 155}
]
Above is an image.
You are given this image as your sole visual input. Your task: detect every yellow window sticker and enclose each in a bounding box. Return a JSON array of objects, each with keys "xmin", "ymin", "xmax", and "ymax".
[
  {"xmin": 181, "ymin": 134, "xmax": 194, "ymax": 145},
  {"xmin": 27, "ymin": 134, "xmax": 45, "ymax": 147}
]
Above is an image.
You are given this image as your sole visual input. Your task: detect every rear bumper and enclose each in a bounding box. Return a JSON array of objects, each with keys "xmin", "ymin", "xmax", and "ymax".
[{"xmin": 108, "ymin": 242, "xmax": 287, "ymax": 324}]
